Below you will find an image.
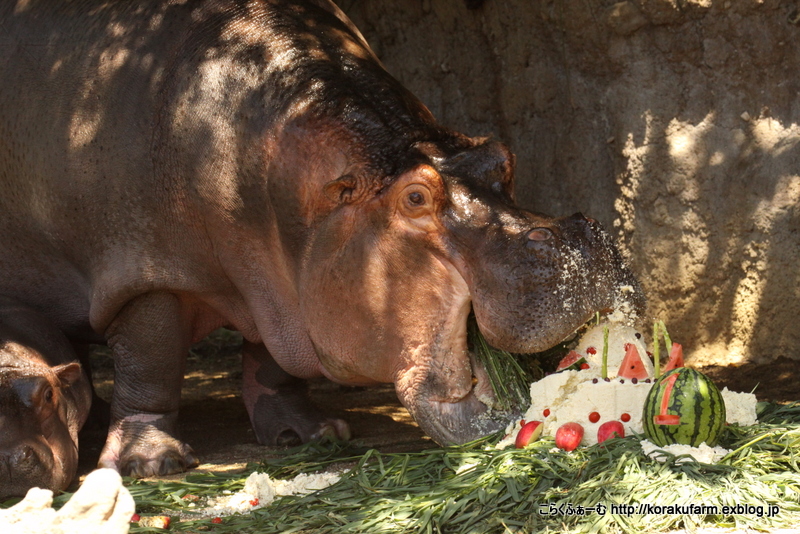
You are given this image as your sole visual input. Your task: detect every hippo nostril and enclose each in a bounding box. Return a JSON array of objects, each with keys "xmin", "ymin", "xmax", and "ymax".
[
  {"xmin": 527, "ymin": 228, "xmax": 553, "ymax": 242},
  {"xmin": 16, "ymin": 446, "xmax": 36, "ymax": 466}
]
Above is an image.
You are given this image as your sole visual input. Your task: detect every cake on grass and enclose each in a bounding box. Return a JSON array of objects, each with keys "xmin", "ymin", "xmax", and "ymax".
[{"xmin": 497, "ymin": 321, "xmax": 757, "ymax": 449}]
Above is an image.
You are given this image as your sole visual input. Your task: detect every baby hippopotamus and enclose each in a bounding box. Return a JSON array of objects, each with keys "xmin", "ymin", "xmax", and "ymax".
[{"xmin": 0, "ymin": 297, "xmax": 91, "ymax": 499}]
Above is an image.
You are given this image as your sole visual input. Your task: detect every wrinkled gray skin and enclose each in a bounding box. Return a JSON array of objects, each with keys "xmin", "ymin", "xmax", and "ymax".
[
  {"xmin": 0, "ymin": 297, "xmax": 91, "ymax": 499},
  {"xmin": 0, "ymin": 0, "xmax": 643, "ymax": 477}
]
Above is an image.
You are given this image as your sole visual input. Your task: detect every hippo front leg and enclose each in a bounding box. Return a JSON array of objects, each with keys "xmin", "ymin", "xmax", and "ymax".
[
  {"xmin": 98, "ymin": 292, "xmax": 198, "ymax": 477},
  {"xmin": 242, "ymin": 342, "xmax": 350, "ymax": 446}
]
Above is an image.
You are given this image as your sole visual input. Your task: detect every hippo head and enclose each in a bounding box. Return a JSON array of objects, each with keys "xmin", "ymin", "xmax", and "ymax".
[
  {"xmin": 298, "ymin": 136, "xmax": 643, "ymax": 445},
  {"xmin": 0, "ymin": 348, "xmax": 84, "ymax": 498}
]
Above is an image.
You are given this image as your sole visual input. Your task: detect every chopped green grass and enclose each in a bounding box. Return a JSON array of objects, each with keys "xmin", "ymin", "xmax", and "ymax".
[
  {"xmin": 468, "ymin": 316, "xmax": 575, "ymax": 412},
  {"xmin": 38, "ymin": 401, "xmax": 795, "ymax": 534}
]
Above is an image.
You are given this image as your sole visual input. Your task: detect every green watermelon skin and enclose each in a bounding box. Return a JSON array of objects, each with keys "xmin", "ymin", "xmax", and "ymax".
[{"xmin": 642, "ymin": 368, "xmax": 727, "ymax": 447}]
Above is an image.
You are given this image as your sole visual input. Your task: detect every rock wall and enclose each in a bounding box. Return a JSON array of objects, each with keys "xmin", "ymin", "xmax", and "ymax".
[{"xmin": 340, "ymin": 0, "xmax": 800, "ymax": 365}]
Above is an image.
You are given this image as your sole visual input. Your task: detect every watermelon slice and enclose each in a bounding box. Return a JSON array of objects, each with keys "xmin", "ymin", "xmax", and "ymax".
[
  {"xmin": 616, "ymin": 343, "xmax": 649, "ymax": 379},
  {"xmin": 662, "ymin": 343, "xmax": 685, "ymax": 372},
  {"xmin": 556, "ymin": 350, "xmax": 588, "ymax": 372}
]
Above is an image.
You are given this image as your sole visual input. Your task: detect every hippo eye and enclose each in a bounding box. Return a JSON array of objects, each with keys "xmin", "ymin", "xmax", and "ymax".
[
  {"xmin": 43, "ymin": 387, "xmax": 54, "ymax": 403},
  {"xmin": 407, "ymin": 191, "xmax": 425, "ymax": 206},
  {"xmin": 398, "ymin": 183, "xmax": 435, "ymax": 222}
]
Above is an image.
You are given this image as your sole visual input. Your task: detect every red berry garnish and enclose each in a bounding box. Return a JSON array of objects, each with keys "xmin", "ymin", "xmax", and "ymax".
[
  {"xmin": 520, "ymin": 419, "xmax": 526, "ymax": 427},
  {"xmin": 131, "ymin": 514, "xmax": 140, "ymax": 523},
  {"xmin": 543, "ymin": 408, "xmax": 551, "ymax": 417},
  {"xmin": 586, "ymin": 347, "xmax": 597, "ymax": 355},
  {"xmin": 579, "ymin": 362, "xmax": 590, "ymax": 369},
  {"xmin": 621, "ymin": 413, "xmax": 631, "ymax": 422},
  {"xmin": 249, "ymin": 498, "xmax": 260, "ymax": 506},
  {"xmin": 589, "ymin": 411, "xmax": 600, "ymax": 423},
  {"xmin": 211, "ymin": 517, "xmax": 223, "ymax": 524}
]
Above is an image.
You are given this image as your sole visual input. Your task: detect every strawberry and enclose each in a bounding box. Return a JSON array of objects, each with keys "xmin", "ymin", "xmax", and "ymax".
[{"xmin": 555, "ymin": 422, "xmax": 584, "ymax": 451}]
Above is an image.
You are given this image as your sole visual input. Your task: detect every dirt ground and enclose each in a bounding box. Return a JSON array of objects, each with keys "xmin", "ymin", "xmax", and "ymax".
[{"xmin": 77, "ymin": 330, "xmax": 800, "ymax": 481}]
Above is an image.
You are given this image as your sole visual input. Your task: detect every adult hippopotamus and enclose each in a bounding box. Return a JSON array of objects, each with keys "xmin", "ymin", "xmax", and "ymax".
[
  {"xmin": 0, "ymin": 0, "xmax": 643, "ymax": 477},
  {"xmin": 0, "ymin": 297, "xmax": 92, "ymax": 499}
]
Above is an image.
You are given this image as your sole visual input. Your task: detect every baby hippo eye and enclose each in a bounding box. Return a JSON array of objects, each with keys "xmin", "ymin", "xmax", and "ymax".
[
  {"xmin": 407, "ymin": 191, "xmax": 425, "ymax": 206},
  {"xmin": 44, "ymin": 387, "xmax": 54, "ymax": 403}
]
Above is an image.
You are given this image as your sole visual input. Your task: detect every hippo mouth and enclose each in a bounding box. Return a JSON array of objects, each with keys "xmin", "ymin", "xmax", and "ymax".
[
  {"xmin": 424, "ymin": 343, "xmax": 522, "ymax": 445},
  {"xmin": 397, "ymin": 305, "xmax": 525, "ymax": 446},
  {"xmin": 407, "ymin": 291, "xmax": 638, "ymax": 446}
]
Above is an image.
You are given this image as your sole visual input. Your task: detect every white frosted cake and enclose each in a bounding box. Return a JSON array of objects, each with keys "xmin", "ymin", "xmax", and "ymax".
[{"xmin": 498, "ymin": 322, "xmax": 758, "ymax": 448}]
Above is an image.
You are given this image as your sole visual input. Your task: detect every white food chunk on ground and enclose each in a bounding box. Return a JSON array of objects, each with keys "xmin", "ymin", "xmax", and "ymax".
[
  {"xmin": 203, "ymin": 470, "xmax": 343, "ymax": 518},
  {"xmin": 721, "ymin": 387, "xmax": 758, "ymax": 426},
  {"xmin": 641, "ymin": 440, "xmax": 730, "ymax": 464}
]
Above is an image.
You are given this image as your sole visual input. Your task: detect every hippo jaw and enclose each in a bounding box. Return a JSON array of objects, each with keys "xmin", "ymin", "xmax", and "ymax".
[
  {"xmin": 392, "ymin": 293, "xmax": 516, "ymax": 445},
  {"xmin": 394, "ymin": 273, "xmax": 518, "ymax": 445}
]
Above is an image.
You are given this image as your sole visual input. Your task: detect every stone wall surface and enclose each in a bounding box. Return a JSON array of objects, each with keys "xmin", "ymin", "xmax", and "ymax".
[{"xmin": 339, "ymin": 0, "xmax": 800, "ymax": 365}]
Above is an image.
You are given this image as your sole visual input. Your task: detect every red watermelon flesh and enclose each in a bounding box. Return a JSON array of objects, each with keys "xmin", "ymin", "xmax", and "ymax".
[
  {"xmin": 617, "ymin": 343, "xmax": 649, "ymax": 379},
  {"xmin": 662, "ymin": 343, "xmax": 685, "ymax": 372},
  {"xmin": 556, "ymin": 350, "xmax": 588, "ymax": 372}
]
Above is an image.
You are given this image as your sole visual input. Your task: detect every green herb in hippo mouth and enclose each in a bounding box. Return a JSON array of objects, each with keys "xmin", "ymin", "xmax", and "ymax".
[{"xmin": 467, "ymin": 315, "xmax": 561, "ymax": 412}]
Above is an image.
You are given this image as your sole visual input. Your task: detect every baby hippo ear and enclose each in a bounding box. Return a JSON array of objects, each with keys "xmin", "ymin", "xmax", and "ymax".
[{"xmin": 54, "ymin": 362, "xmax": 83, "ymax": 388}]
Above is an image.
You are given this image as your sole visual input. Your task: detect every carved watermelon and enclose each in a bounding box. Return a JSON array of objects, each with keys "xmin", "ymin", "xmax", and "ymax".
[
  {"xmin": 643, "ymin": 367, "xmax": 726, "ymax": 447},
  {"xmin": 662, "ymin": 343, "xmax": 685, "ymax": 373},
  {"xmin": 556, "ymin": 350, "xmax": 588, "ymax": 372},
  {"xmin": 617, "ymin": 343, "xmax": 649, "ymax": 379}
]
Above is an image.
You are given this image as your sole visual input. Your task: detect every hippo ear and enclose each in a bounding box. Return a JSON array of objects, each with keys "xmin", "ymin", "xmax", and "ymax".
[
  {"xmin": 439, "ymin": 140, "xmax": 516, "ymax": 200},
  {"xmin": 54, "ymin": 362, "xmax": 83, "ymax": 388},
  {"xmin": 324, "ymin": 174, "xmax": 364, "ymax": 204}
]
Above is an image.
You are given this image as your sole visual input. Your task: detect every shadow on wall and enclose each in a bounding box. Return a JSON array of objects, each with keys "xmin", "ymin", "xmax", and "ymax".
[{"xmin": 343, "ymin": 0, "xmax": 800, "ymax": 365}]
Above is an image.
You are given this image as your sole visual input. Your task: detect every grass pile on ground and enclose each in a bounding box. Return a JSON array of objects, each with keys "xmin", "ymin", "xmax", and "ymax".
[{"xmin": 101, "ymin": 402, "xmax": 800, "ymax": 533}]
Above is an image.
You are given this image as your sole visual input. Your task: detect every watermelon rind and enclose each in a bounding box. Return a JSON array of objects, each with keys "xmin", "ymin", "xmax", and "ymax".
[{"xmin": 642, "ymin": 368, "xmax": 727, "ymax": 447}]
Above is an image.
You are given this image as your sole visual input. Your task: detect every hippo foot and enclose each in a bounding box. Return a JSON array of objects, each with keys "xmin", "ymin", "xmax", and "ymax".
[
  {"xmin": 249, "ymin": 389, "xmax": 352, "ymax": 447},
  {"xmin": 241, "ymin": 341, "xmax": 351, "ymax": 446},
  {"xmin": 98, "ymin": 414, "xmax": 198, "ymax": 477}
]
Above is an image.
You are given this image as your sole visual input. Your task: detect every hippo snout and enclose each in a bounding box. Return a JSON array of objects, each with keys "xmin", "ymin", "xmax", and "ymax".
[
  {"xmin": 0, "ymin": 440, "xmax": 55, "ymax": 499},
  {"xmin": 462, "ymin": 207, "xmax": 644, "ymax": 356}
]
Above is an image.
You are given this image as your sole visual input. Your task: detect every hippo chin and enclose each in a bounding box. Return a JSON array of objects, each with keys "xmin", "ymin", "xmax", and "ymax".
[
  {"xmin": 0, "ymin": 0, "xmax": 642, "ymax": 475},
  {"xmin": 0, "ymin": 298, "xmax": 91, "ymax": 499}
]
